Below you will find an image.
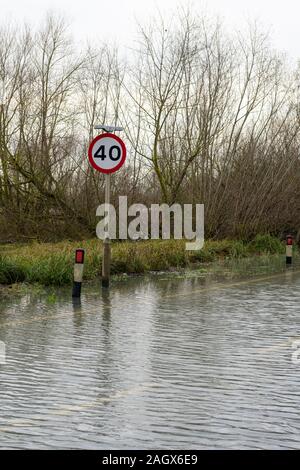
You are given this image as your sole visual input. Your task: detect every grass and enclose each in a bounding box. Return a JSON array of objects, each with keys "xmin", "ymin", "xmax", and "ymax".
[
  {"xmin": 0, "ymin": 256, "xmax": 27, "ymax": 284},
  {"xmin": 0, "ymin": 235, "xmax": 291, "ymax": 287}
]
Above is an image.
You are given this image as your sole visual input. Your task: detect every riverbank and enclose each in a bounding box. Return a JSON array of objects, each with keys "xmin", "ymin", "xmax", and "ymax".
[{"xmin": 0, "ymin": 234, "xmax": 290, "ymax": 288}]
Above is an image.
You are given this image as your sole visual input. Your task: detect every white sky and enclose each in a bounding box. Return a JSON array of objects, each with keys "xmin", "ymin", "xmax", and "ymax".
[{"xmin": 1, "ymin": 0, "xmax": 300, "ymax": 62}]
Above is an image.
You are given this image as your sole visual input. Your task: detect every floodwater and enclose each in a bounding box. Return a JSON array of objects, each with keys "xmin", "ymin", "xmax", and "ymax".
[{"xmin": 1, "ymin": 257, "xmax": 300, "ymax": 449}]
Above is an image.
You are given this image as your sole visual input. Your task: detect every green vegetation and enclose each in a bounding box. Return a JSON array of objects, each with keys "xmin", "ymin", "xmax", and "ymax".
[
  {"xmin": 248, "ymin": 234, "xmax": 285, "ymax": 254},
  {"xmin": 0, "ymin": 235, "xmax": 291, "ymax": 287},
  {"xmin": 0, "ymin": 256, "xmax": 27, "ymax": 284}
]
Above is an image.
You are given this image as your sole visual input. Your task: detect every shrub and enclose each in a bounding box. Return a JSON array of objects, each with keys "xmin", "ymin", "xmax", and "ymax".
[
  {"xmin": 249, "ymin": 234, "xmax": 285, "ymax": 254},
  {"xmin": 24, "ymin": 254, "xmax": 73, "ymax": 286},
  {"xmin": 0, "ymin": 256, "xmax": 26, "ymax": 284}
]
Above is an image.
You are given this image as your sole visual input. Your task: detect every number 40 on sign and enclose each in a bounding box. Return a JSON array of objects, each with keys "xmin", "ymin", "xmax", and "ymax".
[{"xmin": 88, "ymin": 133, "xmax": 126, "ymax": 174}]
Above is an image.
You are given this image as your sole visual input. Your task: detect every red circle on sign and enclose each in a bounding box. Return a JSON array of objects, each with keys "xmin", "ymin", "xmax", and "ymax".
[{"xmin": 88, "ymin": 133, "xmax": 126, "ymax": 174}]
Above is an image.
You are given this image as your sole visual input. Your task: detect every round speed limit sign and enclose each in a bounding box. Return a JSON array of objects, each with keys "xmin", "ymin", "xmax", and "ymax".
[{"xmin": 88, "ymin": 133, "xmax": 126, "ymax": 174}]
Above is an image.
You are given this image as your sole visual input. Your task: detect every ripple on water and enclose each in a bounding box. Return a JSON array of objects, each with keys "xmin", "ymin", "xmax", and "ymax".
[{"xmin": 0, "ymin": 269, "xmax": 300, "ymax": 449}]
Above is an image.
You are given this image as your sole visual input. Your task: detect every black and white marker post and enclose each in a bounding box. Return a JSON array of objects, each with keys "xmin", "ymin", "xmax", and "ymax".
[
  {"xmin": 286, "ymin": 235, "xmax": 293, "ymax": 265},
  {"xmin": 88, "ymin": 125, "xmax": 126, "ymax": 289},
  {"xmin": 72, "ymin": 249, "xmax": 85, "ymax": 297}
]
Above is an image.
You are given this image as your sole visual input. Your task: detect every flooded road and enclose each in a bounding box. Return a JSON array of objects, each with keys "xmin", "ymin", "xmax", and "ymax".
[{"xmin": 1, "ymin": 259, "xmax": 300, "ymax": 449}]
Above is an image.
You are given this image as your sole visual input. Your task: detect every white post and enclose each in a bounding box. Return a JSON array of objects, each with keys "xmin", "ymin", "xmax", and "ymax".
[
  {"xmin": 286, "ymin": 235, "xmax": 293, "ymax": 266},
  {"xmin": 72, "ymin": 249, "xmax": 85, "ymax": 297}
]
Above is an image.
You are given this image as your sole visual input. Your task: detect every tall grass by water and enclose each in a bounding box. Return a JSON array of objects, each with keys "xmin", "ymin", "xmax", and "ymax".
[{"xmin": 0, "ymin": 235, "xmax": 288, "ymax": 286}]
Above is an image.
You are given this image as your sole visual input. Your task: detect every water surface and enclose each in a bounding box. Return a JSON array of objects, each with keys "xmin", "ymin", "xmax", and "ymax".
[{"xmin": 0, "ymin": 258, "xmax": 300, "ymax": 449}]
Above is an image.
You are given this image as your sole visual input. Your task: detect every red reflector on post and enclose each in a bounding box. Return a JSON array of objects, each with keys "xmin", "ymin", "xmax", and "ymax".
[
  {"xmin": 287, "ymin": 236, "xmax": 293, "ymax": 246},
  {"xmin": 75, "ymin": 249, "xmax": 85, "ymax": 264}
]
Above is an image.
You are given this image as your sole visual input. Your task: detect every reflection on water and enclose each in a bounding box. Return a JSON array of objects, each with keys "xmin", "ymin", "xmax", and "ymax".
[{"xmin": 0, "ymin": 257, "xmax": 300, "ymax": 449}]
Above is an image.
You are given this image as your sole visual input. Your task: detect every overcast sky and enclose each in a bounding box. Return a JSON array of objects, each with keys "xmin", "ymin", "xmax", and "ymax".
[{"xmin": 1, "ymin": 0, "xmax": 300, "ymax": 62}]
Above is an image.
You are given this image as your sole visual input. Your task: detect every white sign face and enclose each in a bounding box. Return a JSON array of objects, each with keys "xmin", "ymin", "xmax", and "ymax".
[{"xmin": 88, "ymin": 133, "xmax": 126, "ymax": 174}]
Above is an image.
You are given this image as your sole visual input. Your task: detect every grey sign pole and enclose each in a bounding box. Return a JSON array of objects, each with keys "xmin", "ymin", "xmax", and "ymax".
[{"xmin": 102, "ymin": 172, "xmax": 111, "ymax": 288}]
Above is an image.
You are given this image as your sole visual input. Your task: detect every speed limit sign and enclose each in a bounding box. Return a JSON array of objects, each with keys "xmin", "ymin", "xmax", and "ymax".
[{"xmin": 88, "ymin": 133, "xmax": 126, "ymax": 174}]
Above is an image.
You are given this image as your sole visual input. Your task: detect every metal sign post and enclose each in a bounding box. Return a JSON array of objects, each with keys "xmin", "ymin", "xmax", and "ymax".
[
  {"xmin": 88, "ymin": 125, "xmax": 126, "ymax": 288},
  {"xmin": 102, "ymin": 173, "xmax": 111, "ymax": 288}
]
